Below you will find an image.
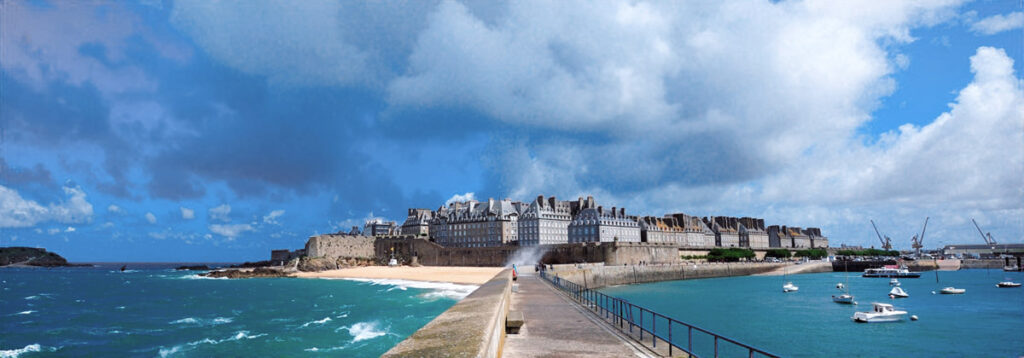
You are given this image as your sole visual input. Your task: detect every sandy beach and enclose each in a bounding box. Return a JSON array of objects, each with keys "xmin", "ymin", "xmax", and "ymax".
[{"xmin": 291, "ymin": 266, "xmax": 505, "ymax": 285}]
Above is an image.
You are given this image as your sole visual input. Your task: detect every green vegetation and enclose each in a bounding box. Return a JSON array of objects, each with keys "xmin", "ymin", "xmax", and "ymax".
[
  {"xmin": 765, "ymin": 249, "xmax": 792, "ymax": 258},
  {"xmin": 794, "ymin": 248, "xmax": 828, "ymax": 259},
  {"xmin": 834, "ymin": 249, "xmax": 900, "ymax": 257},
  {"xmin": 707, "ymin": 248, "xmax": 755, "ymax": 262},
  {"xmin": 680, "ymin": 255, "xmax": 708, "ymax": 260}
]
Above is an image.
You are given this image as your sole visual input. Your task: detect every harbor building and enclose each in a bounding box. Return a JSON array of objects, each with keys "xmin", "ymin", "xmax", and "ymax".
[
  {"xmin": 400, "ymin": 208, "xmax": 433, "ymax": 236},
  {"xmin": 569, "ymin": 206, "xmax": 641, "ymax": 243},
  {"xmin": 666, "ymin": 213, "xmax": 716, "ymax": 247},
  {"xmin": 638, "ymin": 216, "xmax": 687, "ymax": 244},
  {"xmin": 364, "ymin": 219, "xmax": 398, "ymax": 237},
  {"xmin": 739, "ymin": 217, "xmax": 769, "ymax": 249},
  {"xmin": 704, "ymin": 216, "xmax": 742, "ymax": 247},
  {"xmin": 518, "ymin": 196, "xmax": 574, "ymax": 246},
  {"xmin": 429, "ymin": 199, "xmax": 522, "ymax": 248}
]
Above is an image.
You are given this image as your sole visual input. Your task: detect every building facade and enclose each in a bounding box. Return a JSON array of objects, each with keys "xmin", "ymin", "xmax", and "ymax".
[
  {"xmin": 364, "ymin": 219, "xmax": 397, "ymax": 237},
  {"xmin": 518, "ymin": 196, "xmax": 573, "ymax": 246},
  {"xmin": 667, "ymin": 213, "xmax": 716, "ymax": 247},
  {"xmin": 400, "ymin": 208, "xmax": 433, "ymax": 236},
  {"xmin": 739, "ymin": 217, "xmax": 769, "ymax": 249},
  {"xmin": 429, "ymin": 199, "xmax": 521, "ymax": 248},
  {"xmin": 569, "ymin": 206, "xmax": 640, "ymax": 243},
  {"xmin": 639, "ymin": 216, "xmax": 687, "ymax": 244}
]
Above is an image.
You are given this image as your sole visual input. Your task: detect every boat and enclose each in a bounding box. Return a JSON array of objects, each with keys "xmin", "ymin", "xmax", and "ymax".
[
  {"xmin": 120, "ymin": 265, "xmax": 127, "ymax": 272},
  {"xmin": 889, "ymin": 286, "xmax": 909, "ymax": 298},
  {"xmin": 863, "ymin": 265, "xmax": 921, "ymax": 278},
  {"xmin": 1005, "ymin": 265, "xmax": 1020, "ymax": 272},
  {"xmin": 940, "ymin": 287, "xmax": 965, "ymax": 294},
  {"xmin": 852, "ymin": 302, "xmax": 907, "ymax": 323},
  {"xmin": 832, "ymin": 293, "xmax": 856, "ymax": 304},
  {"xmin": 997, "ymin": 281, "xmax": 1021, "ymax": 288},
  {"xmin": 783, "ymin": 282, "xmax": 799, "ymax": 292},
  {"xmin": 889, "ymin": 278, "xmax": 900, "ymax": 286}
]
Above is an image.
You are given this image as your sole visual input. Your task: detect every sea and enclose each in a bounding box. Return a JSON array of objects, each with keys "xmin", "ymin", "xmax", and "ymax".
[
  {"xmin": 601, "ymin": 269, "xmax": 1024, "ymax": 358},
  {"xmin": 0, "ymin": 263, "xmax": 475, "ymax": 357}
]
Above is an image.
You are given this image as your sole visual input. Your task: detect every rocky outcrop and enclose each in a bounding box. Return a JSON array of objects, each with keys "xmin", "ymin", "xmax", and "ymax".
[
  {"xmin": 229, "ymin": 261, "xmax": 272, "ymax": 268},
  {"xmin": 175, "ymin": 265, "xmax": 211, "ymax": 271},
  {"xmin": 201, "ymin": 267, "xmax": 290, "ymax": 279},
  {"xmin": 297, "ymin": 256, "xmax": 376, "ymax": 272},
  {"xmin": 0, "ymin": 247, "xmax": 78, "ymax": 267}
]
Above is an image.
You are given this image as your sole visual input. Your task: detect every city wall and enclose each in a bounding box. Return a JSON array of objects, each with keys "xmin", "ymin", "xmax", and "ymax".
[
  {"xmin": 374, "ymin": 238, "xmax": 682, "ymax": 267},
  {"xmin": 304, "ymin": 234, "xmax": 376, "ymax": 260},
  {"xmin": 548, "ymin": 262, "xmax": 784, "ymax": 289},
  {"xmin": 961, "ymin": 259, "xmax": 1005, "ymax": 269}
]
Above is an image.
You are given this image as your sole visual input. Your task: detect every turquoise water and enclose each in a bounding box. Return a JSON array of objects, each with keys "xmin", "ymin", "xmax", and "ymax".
[
  {"xmin": 601, "ymin": 269, "xmax": 1024, "ymax": 358},
  {"xmin": 0, "ymin": 264, "xmax": 471, "ymax": 357}
]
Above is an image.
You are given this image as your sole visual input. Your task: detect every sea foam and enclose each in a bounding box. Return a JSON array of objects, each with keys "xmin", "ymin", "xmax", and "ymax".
[
  {"xmin": 343, "ymin": 321, "xmax": 388, "ymax": 342},
  {"xmin": 298, "ymin": 316, "xmax": 331, "ymax": 328},
  {"xmin": 158, "ymin": 331, "xmax": 266, "ymax": 357},
  {"xmin": 169, "ymin": 317, "xmax": 233, "ymax": 326},
  {"xmin": 0, "ymin": 344, "xmax": 55, "ymax": 358},
  {"xmin": 343, "ymin": 278, "xmax": 478, "ymax": 300}
]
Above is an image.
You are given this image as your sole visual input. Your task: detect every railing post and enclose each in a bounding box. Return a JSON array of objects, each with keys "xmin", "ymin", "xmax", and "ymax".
[
  {"xmin": 640, "ymin": 308, "xmax": 644, "ymax": 340},
  {"xmin": 688, "ymin": 326, "xmax": 692, "ymax": 354},
  {"xmin": 668, "ymin": 320, "xmax": 672, "ymax": 356},
  {"xmin": 651, "ymin": 312, "xmax": 655, "ymax": 348},
  {"xmin": 715, "ymin": 336, "xmax": 719, "ymax": 358}
]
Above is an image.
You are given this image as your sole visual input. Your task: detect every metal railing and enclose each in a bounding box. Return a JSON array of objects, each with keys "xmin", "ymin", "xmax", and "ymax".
[{"xmin": 539, "ymin": 270, "xmax": 778, "ymax": 358}]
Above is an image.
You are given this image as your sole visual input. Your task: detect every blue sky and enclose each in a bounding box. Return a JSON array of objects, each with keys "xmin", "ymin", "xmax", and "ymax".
[{"xmin": 1, "ymin": 0, "xmax": 1021, "ymax": 262}]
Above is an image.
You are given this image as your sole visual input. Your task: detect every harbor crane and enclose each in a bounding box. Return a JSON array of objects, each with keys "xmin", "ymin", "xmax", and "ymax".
[
  {"xmin": 911, "ymin": 217, "xmax": 928, "ymax": 255},
  {"xmin": 971, "ymin": 218, "xmax": 997, "ymax": 246},
  {"xmin": 870, "ymin": 220, "xmax": 893, "ymax": 251}
]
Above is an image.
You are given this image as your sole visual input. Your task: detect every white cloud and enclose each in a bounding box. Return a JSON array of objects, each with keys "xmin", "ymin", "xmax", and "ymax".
[
  {"xmin": 209, "ymin": 223, "xmax": 254, "ymax": 239},
  {"xmin": 263, "ymin": 209, "xmax": 285, "ymax": 225},
  {"xmin": 65, "ymin": 226, "xmax": 76, "ymax": 233},
  {"xmin": 0, "ymin": 185, "xmax": 94, "ymax": 228},
  {"xmin": 444, "ymin": 192, "xmax": 476, "ymax": 206},
  {"xmin": 101, "ymin": 222, "xmax": 115, "ymax": 229},
  {"xmin": 970, "ymin": 11, "xmax": 1024, "ymax": 35},
  {"xmin": 47, "ymin": 228, "xmax": 61, "ymax": 235},
  {"xmin": 181, "ymin": 207, "xmax": 195, "ymax": 220},
  {"xmin": 208, "ymin": 204, "xmax": 231, "ymax": 222},
  {"xmin": 145, "ymin": 212, "xmax": 157, "ymax": 224},
  {"xmin": 107, "ymin": 204, "xmax": 122, "ymax": 213}
]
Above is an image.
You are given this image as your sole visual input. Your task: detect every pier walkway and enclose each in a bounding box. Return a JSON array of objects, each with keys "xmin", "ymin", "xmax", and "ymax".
[{"xmin": 503, "ymin": 274, "xmax": 654, "ymax": 358}]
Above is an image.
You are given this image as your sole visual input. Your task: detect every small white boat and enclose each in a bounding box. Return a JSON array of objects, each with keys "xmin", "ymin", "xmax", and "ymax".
[
  {"xmin": 889, "ymin": 286, "xmax": 909, "ymax": 298},
  {"xmin": 997, "ymin": 281, "xmax": 1021, "ymax": 288},
  {"xmin": 836, "ymin": 282, "xmax": 845, "ymax": 289},
  {"xmin": 783, "ymin": 282, "xmax": 799, "ymax": 292},
  {"xmin": 852, "ymin": 302, "xmax": 907, "ymax": 323},
  {"xmin": 940, "ymin": 287, "xmax": 965, "ymax": 294},
  {"xmin": 889, "ymin": 278, "xmax": 900, "ymax": 286},
  {"xmin": 832, "ymin": 293, "xmax": 855, "ymax": 304}
]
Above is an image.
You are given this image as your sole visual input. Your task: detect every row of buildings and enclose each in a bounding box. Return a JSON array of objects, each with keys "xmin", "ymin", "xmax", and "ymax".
[{"xmin": 358, "ymin": 195, "xmax": 828, "ymax": 250}]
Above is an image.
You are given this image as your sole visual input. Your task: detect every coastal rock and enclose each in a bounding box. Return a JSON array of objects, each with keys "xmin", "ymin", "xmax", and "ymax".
[
  {"xmin": 201, "ymin": 267, "xmax": 289, "ymax": 279},
  {"xmin": 297, "ymin": 256, "xmax": 377, "ymax": 272},
  {"xmin": 0, "ymin": 247, "xmax": 77, "ymax": 267},
  {"xmin": 175, "ymin": 265, "xmax": 211, "ymax": 271},
  {"xmin": 229, "ymin": 260, "xmax": 272, "ymax": 269}
]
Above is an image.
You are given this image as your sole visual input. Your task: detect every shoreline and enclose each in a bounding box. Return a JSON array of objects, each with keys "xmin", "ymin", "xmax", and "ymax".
[{"xmin": 291, "ymin": 266, "xmax": 505, "ymax": 285}]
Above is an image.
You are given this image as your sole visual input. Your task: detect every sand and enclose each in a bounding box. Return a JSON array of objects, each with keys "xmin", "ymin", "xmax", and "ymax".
[{"xmin": 291, "ymin": 266, "xmax": 505, "ymax": 285}]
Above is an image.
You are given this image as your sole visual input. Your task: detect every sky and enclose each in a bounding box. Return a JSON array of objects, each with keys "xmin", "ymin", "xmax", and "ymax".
[{"xmin": 1, "ymin": 0, "xmax": 1022, "ymax": 262}]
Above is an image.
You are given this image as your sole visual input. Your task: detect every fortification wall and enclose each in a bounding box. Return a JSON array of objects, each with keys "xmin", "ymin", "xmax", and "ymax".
[
  {"xmin": 304, "ymin": 234, "xmax": 376, "ymax": 260},
  {"xmin": 550, "ymin": 262, "xmax": 784, "ymax": 288},
  {"xmin": 603, "ymin": 242, "xmax": 680, "ymax": 265},
  {"xmin": 961, "ymin": 259, "xmax": 1004, "ymax": 269}
]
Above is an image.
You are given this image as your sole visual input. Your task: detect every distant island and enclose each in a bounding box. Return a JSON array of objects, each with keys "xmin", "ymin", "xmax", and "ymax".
[{"xmin": 0, "ymin": 247, "xmax": 81, "ymax": 267}]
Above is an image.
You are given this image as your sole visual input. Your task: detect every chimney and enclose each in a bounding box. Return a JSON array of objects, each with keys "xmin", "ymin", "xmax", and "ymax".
[
  {"xmin": 488, "ymin": 198, "xmax": 495, "ymax": 212},
  {"xmin": 611, "ymin": 207, "xmax": 617, "ymax": 217},
  {"xmin": 620, "ymin": 207, "xmax": 625, "ymax": 216},
  {"xmin": 549, "ymin": 196, "xmax": 556, "ymax": 208},
  {"xmin": 537, "ymin": 195, "xmax": 545, "ymax": 206},
  {"xmin": 598, "ymin": 206, "xmax": 603, "ymax": 215}
]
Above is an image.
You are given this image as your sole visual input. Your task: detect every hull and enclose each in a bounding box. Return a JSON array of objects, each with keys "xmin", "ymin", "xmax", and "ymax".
[
  {"xmin": 863, "ymin": 272, "xmax": 921, "ymax": 278},
  {"xmin": 832, "ymin": 295, "xmax": 855, "ymax": 304},
  {"xmin": 997, "ymin": 282, "xmax": 1021, "ymax": 288},
  {"xmin": 853, "ymin": 314, "xmax": 905, "ymax": 323}
]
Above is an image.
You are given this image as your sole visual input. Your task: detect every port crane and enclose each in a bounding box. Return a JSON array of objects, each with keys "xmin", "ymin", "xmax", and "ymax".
[
  {"xmin": 911, "ymin": 217, "xmax": 928, "ymax": 255},
  {"xmin": 971, "ymin": 218, "xmax": 997, "ymax": 246},
  {"xmin": 870, "ymin": 220, "xmax": 893, "ymax": 250}
]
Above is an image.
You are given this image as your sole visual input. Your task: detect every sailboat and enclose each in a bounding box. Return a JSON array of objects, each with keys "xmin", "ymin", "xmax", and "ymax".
[
  {"xmin": 833, "ymin": 262, "xmax": 855, "ymax": 304},
  {"xmin": 782, "ymin": 266, "xmax": 798, "ymax": 292}
]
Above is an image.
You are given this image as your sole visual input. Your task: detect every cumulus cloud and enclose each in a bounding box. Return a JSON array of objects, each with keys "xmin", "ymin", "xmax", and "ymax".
[
  {"xmin": 65, "ymin": 226, "xmax": 76, "ymax": 233},
  {"xmin": 445, "ymin": 192, "xmax": 476, "ymax": 206},
  {"xmin": 181, "ymin": 207, "xmax": 195, "ymax": 220},
  {"xmin": 0, "ymin": 185, "xmax": 94, "ymax": 228},
  {"xmin": 107, "ymin": 204, "xmax": 122, "ymax": 213},
  {"xmin": 263, "ymin": 209, "xmax": 285, "ymax": 225},
  {"xmin": 970, "ymin": 11, "xmax": 1024, "ymax": 35},
  {"xmin": 209, "ymin": 204, "xmax": 231, "ymax": 222},
  {"xmin": 145, "ymin": 212, "xmax": 157, "ymax": 224},
  {"xmin": 209, "ymin": 223, "xmax": 254, "ymax": 239}
]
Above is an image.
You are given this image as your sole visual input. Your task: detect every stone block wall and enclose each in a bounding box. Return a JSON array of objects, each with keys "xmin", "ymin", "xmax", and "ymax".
[
  {"xmin": 550, "ymin": 262, "xmax": 783, "ymax": 288},
  {"xmin": 305, "ymin": 234, "xmax": 376, "ymax": 260}
]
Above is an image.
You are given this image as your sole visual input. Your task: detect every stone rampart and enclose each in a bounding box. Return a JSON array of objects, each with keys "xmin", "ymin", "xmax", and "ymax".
[
  {"xmin": 383, "ymin": 269, "xmax": 511, "ymax": 358},
  {"xmin": 304, "ymin": 234, "xmax": 375, "ymax": 260},
  {"xmin": 549, "ymin": 262, "xmax": 784, "ymax": 289},
  {"xmin": 961, "ymin": 259, "xmax": 1004, "ymax": 269}
]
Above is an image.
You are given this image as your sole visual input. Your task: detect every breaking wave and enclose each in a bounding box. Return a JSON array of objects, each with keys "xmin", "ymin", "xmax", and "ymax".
[
  {"xmin": 158, "ymin": 331, "xmax": 266, "ymax": 357},
  {"xmin": 169, "ymin": 317, "xmax": 233, "ymax": 326},
  {"xmin": 14, "ymin": 311, "xmax": 35, "ymax": 316},
  {"xmin": 340, "ymin": 321, "xmax": 388, "ymax": 342},
  {"xmin": 298, "ymin": 317, "xmax": 331, "ymax": 328},
  {"xmin": 343, "ymin": 278, "xmax": 478, "ymax": 300},
  {"xmin": 0, "ymin": 344, "xmax": 55, "ymax": 358}
]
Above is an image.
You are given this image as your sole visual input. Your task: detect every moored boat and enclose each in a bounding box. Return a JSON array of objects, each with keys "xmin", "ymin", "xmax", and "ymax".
[
  {"xmin": 889, "ymin": 278, "xmax": 900, "ymax": 286},
  {"xmin": 832, "ymin": 293, "xmax": 855, "ymax": 304},
  {"xmin": 852, "ymin": 302, "xmax": 907, "ymax": 323},
  {"xmin": 889, "ymin": 286, "xmax": 909, "ymax": 298},
  {"xmin": 863, "ymin": 265, "xmax": 921, "ymax": 278},
  {"xmin": 783, "ymin": 282, "xmax": 799, "ymax": 293},
  {"xmin": 996, "ymin": 281, "xmax": 1021, "ymax": 288},
  {"xmin": 940, "ymin": 287, "xmax": 965, "ymax": 294}
]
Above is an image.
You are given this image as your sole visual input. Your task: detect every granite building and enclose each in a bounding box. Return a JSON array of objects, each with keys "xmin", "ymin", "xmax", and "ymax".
[
  {"xmin": 364, "ymin": 219, "xmax": 397, "ymax": 237},
  {"xmin": 569, "ymin": 206, "xmax": 640, "ymax": 243},
  {"xmin": 430, "ymin": 199, "xmax": 521, "ymax": 248},
  {"xmin": 400, "ymin": 208, "xmax": 433, "ymax": 236},
  {"xmin": 739, "ymin": 217, "xmax": 769, "ymax": 249},
  {"xmin": 518, "ymin": 196, "xmax": 574, "ymax": 246},
  {"xmin": 666, "ymin": 213, "xmax": 716, "ymax": 247},
  {"xmin": 638, "ymin": 216, "xmax": 687, "ymax": 244}
]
